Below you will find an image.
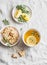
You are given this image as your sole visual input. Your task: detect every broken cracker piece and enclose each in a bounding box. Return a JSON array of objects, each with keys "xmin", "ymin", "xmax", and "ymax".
[
  {"xmin": 11, "ymin": 54, "xmax": 17, "ymax": 58},
  {"xmin": 18, "ymin": 50, "xmax": 25, "ymax": 57}
]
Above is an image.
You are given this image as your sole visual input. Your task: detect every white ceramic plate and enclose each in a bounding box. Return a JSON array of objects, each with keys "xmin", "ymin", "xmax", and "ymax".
[
  {"xmin": 0, "ymin": 25, "xmax": 20, "ymax": 47},
  {"xmin": 12, "ymin": 5, "xmax": 32, "ymax": 23}
]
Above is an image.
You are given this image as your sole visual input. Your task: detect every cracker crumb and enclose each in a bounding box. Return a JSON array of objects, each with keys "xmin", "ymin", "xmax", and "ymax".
[
  {"xmin": 18, "ymin": 50, "xmax": 25, "ymax": 57},
  {"xmin": 11, "ymin": 54, "xmax": 17, "ymax": 58}
]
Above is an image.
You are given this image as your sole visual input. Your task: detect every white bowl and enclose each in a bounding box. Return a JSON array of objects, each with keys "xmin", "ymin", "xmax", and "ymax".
[
  {"xmin": 0, "ymin": 25, "xmax": 20, "ymax": 47},
  {"xmin": 22, "ymin": 29, "xmax": 40, "ymax": 47},
  {"xmin": 12, "ymin": 5, "xmax": 32, "ymax": 23}
]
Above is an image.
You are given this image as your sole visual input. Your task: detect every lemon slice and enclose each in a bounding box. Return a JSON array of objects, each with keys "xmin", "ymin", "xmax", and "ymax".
[
  {"xmin": 26, "ymin": 35, "xmax": 37, "ymax": 45},
  {"xmin": 22, "ymin": 13, "xmax": 30, "ymax": 21},
  {"xmin": 14, "ymin": 9, "xmax": 22, "ymax": 18}
]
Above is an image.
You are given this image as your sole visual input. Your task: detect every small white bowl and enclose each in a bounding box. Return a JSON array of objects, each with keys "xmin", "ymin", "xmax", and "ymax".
[
  {"xmin": 22, "ymin": 29, "xmax": 40, "ymax": 47},
  {"xmin": 0, "ymin": 25, "xmax": 20, "ymax": 47},
  {"xmin": 12, "ymin": 5, "xmax": 32, "ymax": 23}
]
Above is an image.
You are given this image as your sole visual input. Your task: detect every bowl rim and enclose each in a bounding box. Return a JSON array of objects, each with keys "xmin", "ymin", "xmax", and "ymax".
[
  {"xmin": 12, "ymin": 5, "xmax": 32, "ymax": 23},
  {"xmin": 22, "ymin": 29, "xmax": 41, "ymax": 47},
  {"xmin": 0, "ymin": 25, "xmax": 20, "ymax": 47}
]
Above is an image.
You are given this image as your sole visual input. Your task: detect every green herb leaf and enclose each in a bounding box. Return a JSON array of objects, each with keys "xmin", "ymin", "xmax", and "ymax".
[
  {"xmin": 7, "ymin": 43, "xmax": 11, "ymax": 47},
  {"xmin": 20, "ymin": 28, "xmax": 22, "ymax": 31},
  {"xmin": 31, "ymin": 32, "xmax": 35, "ymax": 35},
  {"xmin": 18, "ymin": 15, "xmax": 26, "ymax": 22},
  {"xmin": 2, "ymin": 38, "xmax": 7, "ymax": 43},
  {"xmin": 16, "ymin": 5, "xmax": 29, "ymax": 14},
  {"xmin": 2, "ymin": 38, "xmax": 11, "ymax": 47},
  {"xmin": 2, "ymin": 19, "xmax": 9, "ymax": 25},
  {"xmin": 0, "ymin": 9, "xmax": 2, "ymax": 14}
]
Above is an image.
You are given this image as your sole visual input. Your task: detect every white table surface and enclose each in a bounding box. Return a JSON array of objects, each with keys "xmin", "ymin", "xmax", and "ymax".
[{"xmin": 0, "ymin": 0, "xmax": 47, "ymax": 65}]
